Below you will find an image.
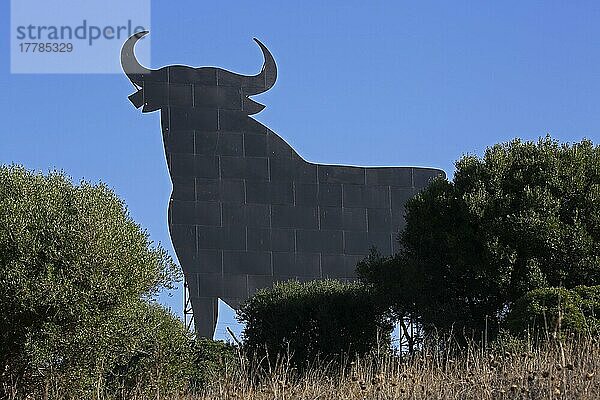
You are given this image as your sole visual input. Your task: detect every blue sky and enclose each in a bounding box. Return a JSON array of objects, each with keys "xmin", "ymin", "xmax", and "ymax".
[{"xmin": 2, "ymin": 1, "xmax": 600, "ymax": 340}]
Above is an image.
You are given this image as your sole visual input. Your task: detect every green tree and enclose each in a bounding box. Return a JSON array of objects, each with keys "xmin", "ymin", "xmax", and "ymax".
[
  {"xmin": 0, "ymin": 165, "xmax": 193, "ymax": 398},
  {"xmin": 356, "ymin": 250, "xmax": 423, "ymax": 352},
  {"xmin": 361, "ymin": 137, "xmax": 600, "ymax": 338}
]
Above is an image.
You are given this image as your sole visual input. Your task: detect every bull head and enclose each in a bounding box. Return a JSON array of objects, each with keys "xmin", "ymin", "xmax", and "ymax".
[{"xmin": 121, "ymin": 31, "xmax": 277, "ymax": 114}]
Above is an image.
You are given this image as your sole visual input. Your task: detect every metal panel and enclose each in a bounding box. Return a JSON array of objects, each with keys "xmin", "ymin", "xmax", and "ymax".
[
  {"xmin": 367, "ymin": 208, "xmax": 393, "ymax": 232},
  {"xmin": 318, "ymin": 165, "xmax": 365, "ymax": 185},
  {"xmin": 220, "ymin": 156, "xmax": 269, "ymax": 181},
  {"xmin": 271, "ymin": 229, "xmax": 295, "ymax": 252},
  {"xmin": 366, "ymin": 167, "xmax": 412, "ymax": 186},
  {"xmin": 343, "ymin": 185, "xmax": 390, "ymax": 208},
  {"xmin": 246, "ymin": 181, "xmax": 293, "ymax": 205},
  {"xmin": 223, "ymin": 251, "xmax": 271, "ymax": 275},
  {"xmin": 244, "ymin": 133, "xmax": 268, "ymax": 157},
  {"xmin": 165, "ymin": 130, "xmax": 194, "ymax": 154},
  {"xmin": 169, "ymin": 84, "xmax": 193, "ymax": 106},
  {"xmin": 216, "ymin": 132, "xmax": 244, "ymax": 156},
  {"xmin": 272, "ymin": 205, "xmax": 318, "ymax": 229},
  {"xmin": 296, "ymin": 229, "xmax": 343, "ymax": 254},
  {"xmin": 247, "ymin": 228, "xmax": 271, "ymax": 251},
  {"xmin": 272, "ymin": 252, "xmax": 321, "ymax": 277}
]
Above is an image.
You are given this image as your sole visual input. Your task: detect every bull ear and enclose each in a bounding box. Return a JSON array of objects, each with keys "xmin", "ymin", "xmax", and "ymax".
[
  {"xmin": 128, "ymin": 90, "xmax": 144, "ymax": 108},
  {"xmin": 242, "ymin": 97, "xmax": 266, "ymax": 115},
  {"xmin": 121, "ymin": 31, "xmax": 152, "ymax": 84}
]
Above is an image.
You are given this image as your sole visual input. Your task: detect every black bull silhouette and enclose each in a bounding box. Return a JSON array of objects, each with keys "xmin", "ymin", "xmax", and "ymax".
[{"xmin": 122, "ymin": 32, "xmax": 445, "ymax": 338}]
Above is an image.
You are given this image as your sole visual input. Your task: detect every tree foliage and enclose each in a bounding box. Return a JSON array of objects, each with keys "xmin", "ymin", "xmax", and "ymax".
[
  {"xmin": 192, "ymin": 338, "xmax": 239, "ymax": 388},
  {"xmin": 237, "ymin": 279, "xmax": 391, "ymax": 366},
  {"xmin": 0, "ymin": 165, "xmax": 193, "ymax": 398},
  {"xmin": 356, "ymin": 249, "xmax": 423, "ymax": 351},
  {"xmin": 506, "ymin": 285, "xmax": 600, "ymax": 337},
  {"xmin": 360, "ymin": 137, "xmax": 600, "ymax": 338}
]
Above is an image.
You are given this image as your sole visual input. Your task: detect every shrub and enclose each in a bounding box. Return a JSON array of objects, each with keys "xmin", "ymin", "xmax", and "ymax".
[
  {"xmin": 506, "ymin": 285, "xmax": 600, "ymax": 337},
  {"xmin": 0, "ymin": 165, "xmax": 191, "ymax": 398},
  {"xmin": 237, "ymin": 279, "xmax": 391, "ymax": 366},
  {"xmin": 192, "ymin": 338, "xmax": 239, "ymax": 388}
]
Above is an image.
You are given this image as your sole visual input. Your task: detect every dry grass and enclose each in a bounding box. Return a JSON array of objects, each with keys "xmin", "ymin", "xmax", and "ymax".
[
  {"xmin": 194, "ymin": 336, "xmax": 600, "ymax": 400},
  {"xmin": 6, "ymin": 336, "xmax": 599, "ymax": 399}
]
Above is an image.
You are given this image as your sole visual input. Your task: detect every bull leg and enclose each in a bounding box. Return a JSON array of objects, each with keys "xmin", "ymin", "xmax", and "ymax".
[{"xmin": 194, "ymin": 297, "xmax": 219, "ymax": 339}]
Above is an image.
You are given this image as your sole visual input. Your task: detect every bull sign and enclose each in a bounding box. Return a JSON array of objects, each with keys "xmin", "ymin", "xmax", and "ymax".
[{"xmin": 122, "ymin": 32, "xmax": 445, "ymax": 338}]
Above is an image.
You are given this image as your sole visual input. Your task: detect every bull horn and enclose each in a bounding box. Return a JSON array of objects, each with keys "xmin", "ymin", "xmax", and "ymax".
[
  {"xmin": 244, "ymin": 38, "xmax": 277, "ymax": 95},
  {"xmin": 121, "ymin": 31, "xmax": 152, "ymax": 84}
]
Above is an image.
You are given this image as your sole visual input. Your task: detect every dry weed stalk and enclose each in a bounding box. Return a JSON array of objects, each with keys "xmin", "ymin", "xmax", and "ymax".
[
  {"xmin": 195, "ymin": 336, "xmax": 600, "ymax": 400},
  {"xmin": 5, "ymin": 336, "xmax": 599, "ymax": 399}
]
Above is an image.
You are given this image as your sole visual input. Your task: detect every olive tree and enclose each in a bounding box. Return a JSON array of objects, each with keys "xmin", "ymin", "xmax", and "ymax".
[{"xmin": 0, "ymin": 165, "xmax": 193, "ymax": 398}]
